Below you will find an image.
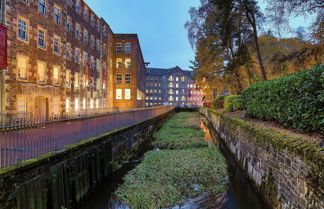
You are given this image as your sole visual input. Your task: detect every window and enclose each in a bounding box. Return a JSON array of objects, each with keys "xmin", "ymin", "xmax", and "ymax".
[
  {"xmin": 176, "ymin": 77, "xmax": 179, "ymax": 81},
  {"xmin": 65, "ymin": 43, "xmax": 71, "ymax": 60},
  {"xmin": 116, "ymin": 89, "xmax": 122, "ymax": 100},
  {"xmin": 17, "ymin": 97, "xmax": 27, "ymax": 113},
  {"xmin": 96, "ymin": 39, "xmax": 100, "ymax": 51},
  {"xmin": 116, "ymin": 74, "xmax": 122, "ymax": 84},
  {"xmin": 82, "ymin": 98, "xmax": 86, "ymax": 110},
  {"xmin": 75, "ymin": 0, "xmax": 81, "ymax": 14},
  {"xmin": 54, "ymin": 6, "xmax": 60, "ymax": 24},
  {"xmin": 125, "ymin": 58, "xmax": 131, "ymax": 69},
  {"xmin": 90, "ymin": 99, "xmax": 94, "ymax": 109},
  {"xmin": 90, "ymin": 35, "xmax": 95, "ymax": 48},
  {"xmin": 38, "ymin": 0, "xmax": 46, "ymax": 14},
  {"xmin": 66, "ymin": 16, "xmax": 72, "ymax": 32},
  {"xmin": 84, "ymin": 8, "xmax": 89, "ymax": 21},
  {"xmin": 65, "ymin": 99, "xmax": 70, "ymax": 113},
  {"xmin": 83, "ymin": 29, "xmax": 88, "ymax": 44},
  {"xmin": 125, "ymin": 74, "xmax": 131, "ymax": 84},
  {"xmin": 176, "ymin": 90, "xmax": 179, "ymax": 95},
  {"xmin": 169, "ymin": 96, "xmax": 174, "ymax": 101},
  {"xmin": 53, "ymin": 97, "xmax": 59, "ymax": 115},
  {"xmin": 75, "ymin": 24, "xmax": 81, "ymax": 39},
  {"xmin": 181, "ymin": 76, "xmax": 185, "ymax": 82},
  {"xmin": 66, "ymin": 70, "xmax": 71, "ymax": 87},
  {"xmin": 18, "ymin": 18, "xmax": 28, "ymax": 41},
  {"xmin": 74, "ymin": 73, "xmax": 79, "ymax": 88},
  {"xmin": 53, "ymin": 66, "xmax": 60, "ymax": 83},
  {"xmin": 66, "ymin": 0, "xmax": 72, "ymax": 6},
  {"xmin": 169, "ymin": 76, "xmax": 173, "ymax": 81},
  {"xmin": 53, "ymin": 35, "xmax": 60, "ymax": 54},
  {"xmin": 176, "ymin": 83, "xmax": 179, "ymax": 88},
  {"xmin": 96, "ymin": 59, "xmax": 100, "ymax": 71},
  {"xmin": 116, "ymin": 43, "xmax": 123, "ymax": 53},
  {"xmin": 22, "ymin": 0, "xmax": 29, "ymax": 4},
  {"xmin": 37, "ymin": 61, "xmax": 46, "ymax": 82},
  {"xmin": 125, "ymin": 89, "xmax": 131, "ymax": 100},
  {"xmin": 125, "ymin": 43, "xmax": 131, "ymax": 53},
  {"xmin": 116, "ymin": 58, "xmax": 123, "ymax": 69},
  {"xmin": 96, "ymin": 20, "xmax": 100, "ymax": 32},
  {"xmin": 38, "ymin": 28, "xmax": 45, "ymax": 48},
  {"xmin": 75, "ymin": 98, "xmax": 79, "ymax": 111},
  {"xmin": 17, "ymin": 55, "xmax": 28, "ymax": 79},
  {"xmin": 91, "ymin": 14, "xmax": 95, "ymax": 26},
  {"xmin": 83, "ymin": 52, "xmax": 88, "ymax": 65},
  {"xmin": 75, "ymin": 48, "xmax": 80, "ymax": 63},
  {"xmin": 96, "ymin": 98, "xmax": 99, "ymax": 108}
]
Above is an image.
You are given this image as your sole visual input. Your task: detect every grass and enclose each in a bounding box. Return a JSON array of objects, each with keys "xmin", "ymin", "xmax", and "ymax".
[
  {"xmin": 152, "ymin": 112, "xmax": 208, "ymax": 149},
  {"xmin": 116, "ymin": 112, "xmax": 228, "ymax": 209},
  {"xmin": 116, "ymin": 147, "xmax": 228, "ymax": 209}
]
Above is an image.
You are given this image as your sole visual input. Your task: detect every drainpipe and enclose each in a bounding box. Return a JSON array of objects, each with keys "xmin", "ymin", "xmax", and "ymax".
[{"xmin": 0, "ymin": 0, "xmax": 6, "ymax": 117}]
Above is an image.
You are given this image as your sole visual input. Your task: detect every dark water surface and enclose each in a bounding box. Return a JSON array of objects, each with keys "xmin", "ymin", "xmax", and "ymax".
[{"xmin": 79, "ymin": 117, "xmax": 268, "ymax": 209}]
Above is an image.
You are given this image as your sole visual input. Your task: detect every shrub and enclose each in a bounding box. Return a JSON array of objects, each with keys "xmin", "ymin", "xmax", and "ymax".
[
  {"xmin": 242, "ymin": 64, "xmax": 324, "ymax": 132},
  {"xmin": 213, "ymin": 95, "xmax": 225, "ymax": 109},
  {"xmin": 224, "ymin": 95, "xmax": 242, "ymax": 112}
]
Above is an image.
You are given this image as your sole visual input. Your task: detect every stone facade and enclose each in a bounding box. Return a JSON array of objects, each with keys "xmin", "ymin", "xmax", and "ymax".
[
  {"xmin": 200, "ymin": 108, "xmax": 324, "ymax": 209},
  {"xmin": 0, "ymin": 0, "xmax": 146, "ymax": 122},
  {"xmin": 145, "ymin": 66, "xmax": 204, "ymax": 107}
]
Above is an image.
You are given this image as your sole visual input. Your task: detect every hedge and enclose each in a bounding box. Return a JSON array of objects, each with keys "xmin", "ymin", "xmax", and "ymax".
[
  {"xmin": 213, "ymin": 95, "xmax": 225, "ymax": 109},
  {"xmin": 242, "ymin": 64, "xmax": 324, "ymax": 132},
  {"xmin": 224, "ymin": 95, "xmax": 242, "ymax": 112}
]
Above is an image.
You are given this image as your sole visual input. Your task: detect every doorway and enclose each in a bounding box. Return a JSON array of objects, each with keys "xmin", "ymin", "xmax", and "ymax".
[{"xmin": 34, "ymin": 96, "xmax": 48, "ymax": 121}]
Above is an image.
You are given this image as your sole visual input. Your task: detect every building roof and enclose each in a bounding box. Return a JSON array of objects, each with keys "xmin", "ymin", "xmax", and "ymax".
[{"xmin": 146, "ymin": 66, "xmax": 194, "ymax": 77}]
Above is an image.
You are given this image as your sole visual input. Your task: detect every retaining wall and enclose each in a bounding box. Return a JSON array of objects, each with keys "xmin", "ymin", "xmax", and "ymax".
[
  {"xmin": 0, "ymin": 110, "xmax": 173, "ymax": 209},
  {"xmin": 200, "ymin": 108, "xmax": 323, "ymax": 209}
]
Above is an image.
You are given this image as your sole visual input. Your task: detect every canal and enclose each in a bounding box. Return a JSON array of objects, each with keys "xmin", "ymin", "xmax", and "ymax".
[{"xmin": 79, "ymin": 114, "xmax": 268, "ymax": 209}]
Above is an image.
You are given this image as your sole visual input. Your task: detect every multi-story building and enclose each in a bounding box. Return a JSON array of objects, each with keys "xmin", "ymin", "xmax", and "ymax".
[
  {"xmin": 0, "ymin": 0, "xmax": 146, "ymax": 122},
  {"xmin": 111, "ymin": 34, "xmax": 145, "ymax": 110},
  {"xmin": 145, "ymin": 66, "xmax": 204, "ymax": 107}
]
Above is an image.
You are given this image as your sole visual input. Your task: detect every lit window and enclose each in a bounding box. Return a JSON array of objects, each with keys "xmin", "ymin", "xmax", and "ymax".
[
  {"xmin": 17, "ymin": 97, "xmax": 27, "ymax": 113},
  {"xmin": 176, "ymin": 90, "xmax": 178, "ymax": 95},
  {"xmin": 96, "ymin": 98, "xmax": 99, "ymax": 108},
  {"xmin": 176, "ymin": 83, "xmax": 179, "ymax": 88},
  {"xmin": 125, "ymin": 89, "xmax": 131, "ymax": 100},
  {"xmin": 74, "ymin": 98, "xmax": 79, "ymax": 111},
  {"xmin": 90, "ymin": 99, "xmax": 94, "ymax": 109},
  {"xmin": 38, "ymin": 0, "xmax": 46, "ymax": 14},
  {"xmin": 169, "ymin": 76, "xmax": 173, "ymax": 81},
  {"xmin": 53, "ymin": 66, "xmax": 60, "ymax": 83},
  {"xmin": 125, "ymin": 43, "xmax": 131, "ymax": 53},
  {"xmin": 116, "ymin": 89, "xmax": 122, "ymax": 100},
  {"xmin": 65, "ymin": 99, "xmax": 70, "ymax": 113},
  {"xmin": 176, "ymin": 77, "xmax": 179, "ymax": 81},
  {"xmin": 18, "ymin": 18, "xmax": 28, "ymax": 41},
  {"xmin": 116, "ymin": 58, "xmax": 123, "ymax": 69},
  {"xmin": 116, "ymin": 74, "xmax": 122, "ymax": 84},
  {"xmin": 125, "ymin": 74, "xmax": 131, "ymax": 84},
  {"xmin": 66, "ymin": 70, "xmax": 71, "ymax": 87},
  {"xmin": 176, "ymin": 97, "xmax": 179, "ymax": 101},
  {"xmin": 169, "ymin": 96, "xmax": 174, "ymax": 101},
  {"xmin": 37, "ymin": 61, "xmax": 46, "ymax": 82},
  {"xmin": 82, "ymin": 98, "xmax": 86, "ymax": 110},
  {"xmin": 74, "ymin": 73, "xmax": 79, "ymax": 88},
  {"xmin": 54, "ymin": 6, "xmax": 60, "ymax": 24},
  {"xmin": 96, "ymin": 59, "xmax": 100, "ymax": 71},
  {"xmin": 116, "ymin": 43, "xmax": 123, "ymax": 53},
  {"xmin": 125, "ymin": 58, "xmax": 131, "ymax": 69},
  {"xmin": 53, "ymin": 36, "xmax": 60, "ymax": 54},
  {"xmin": 17, "ymin": 55, "xmax": 28, "ymax": 79},
  {"xmin": 53, "ymin": 97, "xmax": 59, "ymax": 115},
  {"xmin": 38, "ymin": 28, "xmax": 45, "ymax": 48}
]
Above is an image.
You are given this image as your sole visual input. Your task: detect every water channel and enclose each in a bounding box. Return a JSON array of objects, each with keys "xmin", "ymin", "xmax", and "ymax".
[{"xmin": 80, "ymin": 115, "xmax": 268, "ymax": 209}]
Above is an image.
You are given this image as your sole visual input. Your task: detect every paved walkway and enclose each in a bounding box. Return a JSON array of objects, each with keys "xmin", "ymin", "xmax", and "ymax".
[{"xmin": 0, "ymin": 106, "xmax": 172, "ymax": 168}]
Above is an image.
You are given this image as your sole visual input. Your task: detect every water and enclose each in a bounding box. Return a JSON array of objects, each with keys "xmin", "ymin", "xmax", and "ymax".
[{"xmin": 79, "ymin": 117, "xmax": 268, "ymax": 209}]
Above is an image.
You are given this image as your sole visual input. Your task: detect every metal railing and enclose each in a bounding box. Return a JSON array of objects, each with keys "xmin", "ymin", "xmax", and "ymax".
[{"xmin": 0, "ymin": 105, "xmax": 175, "ymax": 169}]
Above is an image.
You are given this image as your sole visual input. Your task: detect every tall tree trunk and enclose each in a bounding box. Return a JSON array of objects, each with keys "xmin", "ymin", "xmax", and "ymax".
[{"xmin": 245, "ymin": 8, "xmax": 268, "ymax": 80}]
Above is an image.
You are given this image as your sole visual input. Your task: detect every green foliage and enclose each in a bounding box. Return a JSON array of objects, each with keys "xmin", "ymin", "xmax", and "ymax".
[
  {"xmin": 153, "ymin": 112, "xmax": 208, "ymax": 149},
  {"xmin": 213, "ymin": 95, "xmax": 225, "ymax": 109},
  {"xmin": 242, "ymin": 64, "xmax": 324, "ymax": 132},
  {"xmin": 116, "ymin": 147, "xmax": 228, "ymax": 209},
  {"xmin": 224, "ymin": 95, "xmax": 242, "ymax": 112}
]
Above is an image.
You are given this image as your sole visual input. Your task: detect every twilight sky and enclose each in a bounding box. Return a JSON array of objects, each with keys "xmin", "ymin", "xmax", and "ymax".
[{"xmin": 84, "ymin": 0, "xmax": 313, "ymax": 71}]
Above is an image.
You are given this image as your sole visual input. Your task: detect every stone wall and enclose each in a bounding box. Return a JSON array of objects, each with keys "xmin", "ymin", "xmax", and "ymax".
[
  {"xmin": 200, "ymin": 108, "xmax": 323, "ymax": 209},
  {"xmin": 0, "ymin": 110, "xmax": 173, "ymax": 209}
]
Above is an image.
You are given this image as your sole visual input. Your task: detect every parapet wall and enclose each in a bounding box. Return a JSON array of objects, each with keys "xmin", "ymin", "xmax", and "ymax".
[
  {"xmin": 0, "ymin": 111, "xmax": 173, "ymax": 209},
  {"xmin": 200, "ymin": 108, "xmax": 323, "ymax": 209}
]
